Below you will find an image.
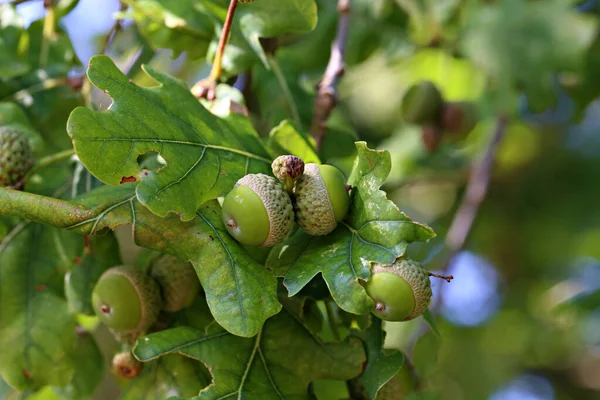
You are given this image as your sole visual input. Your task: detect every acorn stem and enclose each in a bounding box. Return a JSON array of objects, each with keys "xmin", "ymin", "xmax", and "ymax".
[
  {"xmin": 428, "ymin": 272, "xmax": 454, "ymax": 283},
  {"xmin": 283, "ymin": 177, "xmax": 294, "ymax": 195}
]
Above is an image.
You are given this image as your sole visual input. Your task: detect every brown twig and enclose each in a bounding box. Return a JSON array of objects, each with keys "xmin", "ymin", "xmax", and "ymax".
[
  {"xmin": 431, "ymin": 115, "xmax": 508, "ymax": 309},
  {"xmin": 101, "ymin": 1, "xmax": 126, "ymax": 55},
  {"xmin": 191, "ymin": 0, "xmax": 239, "ymax": 100},
  {"xmin": 10, "ymin": 0, "xmax": 38, "ymax": 6},
  {"xmin": 309, "ymin": 0, "xmax": 351, "ymax": 151},
  {"xmin": 428, "ymin": 272, "xmax": 454, "ymax": 283}
]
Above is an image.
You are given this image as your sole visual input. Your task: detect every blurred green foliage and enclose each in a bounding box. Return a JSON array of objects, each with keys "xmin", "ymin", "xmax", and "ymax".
[{"xmin": 2, "ymin": 0, "xmax": 600, "ymax": 399}]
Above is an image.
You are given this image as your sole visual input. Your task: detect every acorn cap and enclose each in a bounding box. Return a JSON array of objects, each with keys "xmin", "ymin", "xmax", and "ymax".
[
  {"xmin": 150, "ymin": 254, "xmax": 201, "ymax": 312},
  {"xmin": 293, "ymin": 163, "xmax": 350, "ymax": 236},
  {"xmin": 371, "ymin": 258, "xmax": 432, "ymax": 321},
  {"xmin": 223, "ymin": 173, "xmax": 294, "ymax": 247},
  {"xmin": 92, "ymin": 265, "xmax": 162, "ymax": 339},
  {"xmin": 0, "ymin": 126, "xmax": 33, "ymax": 187},
  {"xmin": 440, "ymin": 101, "xmax": 479, "ymax": 136},
  {"xmin": 271, "ymin": 155, "xmax": 305, "ymax": 182},
  {"xmin": 112, "ymin": 351, "xmax": 143, "ymax": 379}
]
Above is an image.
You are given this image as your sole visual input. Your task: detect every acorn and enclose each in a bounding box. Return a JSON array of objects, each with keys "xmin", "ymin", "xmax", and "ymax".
[
  {"xmin": 112, "ymin": 350, "xmax": 143, "ymax": 379},
  {"xmin": 293, "ymin": 163, "xmax": 350, "ymax": 236},
  {"xmin": 400, "ymin": 81, "xmax": 444, "ymax": 125},
  {"xmin": 222, "ymin": 173, "xmax": 294, "ymax": 247},
  {"xmin": 150, "ymin": 254, "xmax": 201, "ymax": 312},
  {"xmin": 365, "ymin": 258, "xmax": 432, "ymax": 321},
  {"xmin": 440, "ymin": 101, "xmax": 479, "ymax": 137},
  {"xmin": 92, "ymin": 265, "xmax": 162, "ymax": 340},
  {"xmin": 0, "ymin": 126, "xmax": 34, "ymax": 187}
]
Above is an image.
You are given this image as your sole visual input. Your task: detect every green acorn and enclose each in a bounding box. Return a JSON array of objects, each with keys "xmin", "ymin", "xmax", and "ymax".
[
  {"xmin": 92, "ymin": 265, "xmax": 162, "ymax": 340},
  {"xmin": 401, "ymin": 81, "xmax": 444, "ymax": 125},
  {"xmin": 0, "ymin": 126, "xmax": 33, "ymax": 187},
  {"xmin": 293, "ymin": 163, "xmax": 350, "ymax": 236},
  {"xmin": 112, "ymin": 351, "xmax": 143, "ymax": 379},
  {"xmin": 365, "ymin": 258, "xmax": 432, "ymax": 321},
  {"xmin": 222, "ymin": 173, "xmax": 294, "ymax": 247},
  {"xmin": 150, "ymin": 254, "xmax": 201, "ymax": 312}
]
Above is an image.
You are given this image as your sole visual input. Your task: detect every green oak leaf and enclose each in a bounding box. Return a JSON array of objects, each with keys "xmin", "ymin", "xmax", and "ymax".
[
  {"xmin": 121, "ymin": 354, "xmax": 210, "ymax": 400},
  {"xmin": 52, "ymin": 333, "xmax": 104, "ymax": 400},
  {"xmin": 0, "ymin": 5, "xmax": 29, "ymax": 79},
  {"xmin": 267, "ymin": 142, "xmax": 435, "ymax": 315},
  {"xmin": 0, "ymin": 222, "xmax": 77, "ymax": 391},
  {"xmin": 64, "ymin": 233, "xmax": 122, "ymax": 315},
  {"xmin": 133, "ymin": 300, "xmax": 366, "ymax": 399},
  {"xmin": 0, "ymin": 184, "xmax": 281, "ymax": 337},
  {"xmin": 461, "ymin": 0, "xmax": 596, "ymax": 113},
  {"xmin": 266, "ymin": 120, "xmax": 320, "ymax": 163},
  {"xmin": 359, "ymin": 319, "xmax": 406, "ymax": 400},
  {"xmin": 123, "ymin": 0, "xmax": 215, "ymax": 60},
  {"xmin": 237, "ymin": 0, "xmax": 318, "ymax": 67},
  {"xmin": 67, "ymin": 55, "xmax": 272, "ymax": 221}
]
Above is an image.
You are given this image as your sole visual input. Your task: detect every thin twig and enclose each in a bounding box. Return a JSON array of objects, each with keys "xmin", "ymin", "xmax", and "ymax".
[
  {"xmin": 444, "ymin": 116, "xmax": 508, "ymax": 262},
  {"xmin": 431, "ymin": 116, "xmax": 508, "ymax": 309},
  {"xmin": 24, "ymin": 149, "xmax": 75, "ymax": 181},
  {"xmin": 8, "ymin": 0, "xmax": 39, "ymax": 6},
  {"xmin": 428, "ymin": 272, "xmax": 454, "ymax": 283},
  {"xmin": 210, "ymin": 0, "xmax": 237, "ymax": 81},
  {"xmin": 309, "ymin": 0, "xmax": 351, "ymax": 151},
  {"xmin": 101, "ymin": 1, "xmax": 126, "ymax": 55},
  {"xmin": 191, "ymin": 0, "xmax": 239, "ymax": 99}
]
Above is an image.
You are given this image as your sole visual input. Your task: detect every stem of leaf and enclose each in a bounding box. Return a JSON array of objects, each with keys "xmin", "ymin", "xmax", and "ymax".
[
  {"xmin": 25, "ymin": 149, "xmax": 75, "ymax": 181},
  {"xmin": 268, "ymin": 55, "xmax": 302, "ymax": 129},
  {"xmin": 40, "ymin": 0, "xmax": 56, "ymax": 68},
  {"xmin": 6, "ymin": 77, "xmax": 67, "ymax": 103},
  {"xmin": 209, "ymin": 0, "xmax": 238, "ymax": 82},
  {"xmin": 324, "ymin": 300, "xmax": 341, "ymax": 341}
]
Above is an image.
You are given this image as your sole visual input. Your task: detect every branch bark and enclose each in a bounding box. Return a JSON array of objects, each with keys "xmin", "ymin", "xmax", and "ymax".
[
  {"xmin": 444, "ymin": 116, "xmax": 508, "ymax": 262},
  {"xmin": 309, "ymin": 0, "xmax": 351, "ymax": 151},
  {"xmin": 430, "ymin": 115, "xmax": 508, "ymax": 309}
]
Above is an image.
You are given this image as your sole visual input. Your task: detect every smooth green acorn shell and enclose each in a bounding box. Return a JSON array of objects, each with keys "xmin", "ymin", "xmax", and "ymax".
[
  {"xmin": 366, "ymin": 272, "xmax": 416, "ymax": 321},
  {"xmin": 294, "ymin": 163, "xmax": 350, "ymax": 236},
  {"xmin": 400, "ymin": 81, "xmax": 444, "ymax": 125},
  {"xmin": 222, "ymin": 173, "xmax": 294, "ymax": 247},
  {"xmin": 366, "ymin": 258, "xmax": 432, "ymax": 321},
  {"xmin": 92, "ymin": 265, "xmax": 162, "ymax": 336}
]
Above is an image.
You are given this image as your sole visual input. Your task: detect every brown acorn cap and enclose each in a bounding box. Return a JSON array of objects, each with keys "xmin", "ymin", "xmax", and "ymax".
[{"xmin": 150, "ymin": 255, "xmax": 201, "ymax": 312}]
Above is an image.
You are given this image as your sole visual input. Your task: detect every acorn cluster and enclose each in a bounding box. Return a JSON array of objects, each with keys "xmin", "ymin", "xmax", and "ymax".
[
  {"xmin": 401, "ymin": 81, "xmax": 479, "ymax": 152},
  {"xmin": 221, "ymin": 155, "xmax": 351, "ymax": 248},
  {"xmin": 91, "ymin": 255, "xmax": 200, "ymax": 354}
]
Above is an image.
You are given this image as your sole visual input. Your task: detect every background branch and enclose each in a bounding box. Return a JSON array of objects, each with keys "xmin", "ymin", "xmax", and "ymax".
[
  {"xmin": 431, "ymin": 115, "xmax": 508, "ymax": 310},
  {"xmin": 309, "ymin": 0, "xmax": 351, "ymax": 151}
]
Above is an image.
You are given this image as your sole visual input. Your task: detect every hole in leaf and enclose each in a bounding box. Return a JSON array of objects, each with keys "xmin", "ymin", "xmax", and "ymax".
[{"xmin": 137, "ymin": 151, "xmax": 167, "ymax": 173}]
